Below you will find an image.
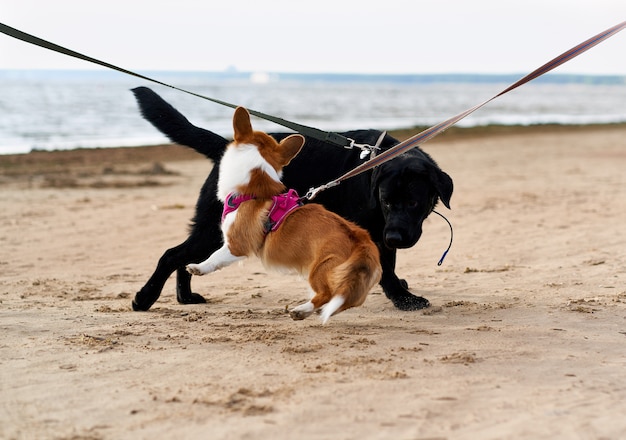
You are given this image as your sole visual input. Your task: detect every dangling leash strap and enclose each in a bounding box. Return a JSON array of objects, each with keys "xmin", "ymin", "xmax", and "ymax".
[
  {"xmin": 0, "ymin": 22, "xmax": 379, "ymax": 155},
  {"xmin": 305, "ymin": 20, "xmax": 626, "ymax": 200}
]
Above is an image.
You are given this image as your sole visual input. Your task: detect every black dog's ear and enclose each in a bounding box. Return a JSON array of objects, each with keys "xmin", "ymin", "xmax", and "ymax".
[{"xmin": 429, "ymin": 167, "xmax": 453, "ymax": 209}]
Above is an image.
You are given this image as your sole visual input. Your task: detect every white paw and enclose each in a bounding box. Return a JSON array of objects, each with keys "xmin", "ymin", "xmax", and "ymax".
[
  {"xmin": 289, "ymin": 301, "xmax": 315, "ymax": 320},
  {"xmin": 186, "ymin": 264, "xmax": 206, "ymax": 276}
]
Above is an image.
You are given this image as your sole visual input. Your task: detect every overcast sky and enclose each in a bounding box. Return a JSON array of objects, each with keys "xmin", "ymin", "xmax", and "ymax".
[{"xmin": 1, "ymin": 0, "xmax": 625, "ymax": 75}]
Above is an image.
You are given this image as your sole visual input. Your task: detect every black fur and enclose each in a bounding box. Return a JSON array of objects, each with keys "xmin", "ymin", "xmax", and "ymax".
[{"xmin": 131, "ymin": 87, "xmax": 453, "ymax": 311}]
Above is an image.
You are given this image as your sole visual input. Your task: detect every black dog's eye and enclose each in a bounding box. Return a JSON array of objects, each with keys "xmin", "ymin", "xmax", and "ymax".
[{"xmin": 407, "ymin": 200, "xmax": 419, "ymax": 208}]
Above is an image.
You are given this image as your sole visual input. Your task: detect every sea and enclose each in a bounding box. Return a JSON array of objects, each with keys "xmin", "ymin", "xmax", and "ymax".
[{"xmin": 1, "ymin": 69, "xmax": 626, "ymax": 155}]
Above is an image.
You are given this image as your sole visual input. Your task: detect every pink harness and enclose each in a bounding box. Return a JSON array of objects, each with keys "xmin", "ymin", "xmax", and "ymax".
[{"xmin": 222, "ymin": 189, "xmax": 302, "ymax": 233}]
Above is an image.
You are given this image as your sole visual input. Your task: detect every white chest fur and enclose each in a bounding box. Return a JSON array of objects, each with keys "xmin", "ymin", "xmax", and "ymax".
[{"xmin": 217, "ymin": 143, "xmax": 281, "ymax": 201}]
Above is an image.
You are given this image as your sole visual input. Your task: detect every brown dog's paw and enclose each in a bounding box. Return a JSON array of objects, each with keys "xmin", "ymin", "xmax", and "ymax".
[
  {"xmin": 289, "ymin": 310, "xmax": 307, "ymax": 320},
  {"xmin": 289, "ymin": 301, "xmax": 314, "ymax": 320}
]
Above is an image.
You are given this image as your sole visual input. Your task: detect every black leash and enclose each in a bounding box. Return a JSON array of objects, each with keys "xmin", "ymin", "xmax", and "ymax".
[{"xmin": 0, "ymin": 22, "xmax": 379, "ymax": 154}]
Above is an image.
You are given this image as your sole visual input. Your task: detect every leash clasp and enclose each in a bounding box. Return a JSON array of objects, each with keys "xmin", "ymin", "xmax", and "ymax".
[
  {"xmin": 304, "ymin": 181, "xmax": 340, "ymax": 201},
  {"xmin": 346, "ymin": 131, "xmax": 387, "ymax": 160}
]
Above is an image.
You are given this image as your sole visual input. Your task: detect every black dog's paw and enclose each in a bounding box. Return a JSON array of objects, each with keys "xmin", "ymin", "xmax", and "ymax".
[
  {"xmin": 132, "ymin": 291, "xmax": 206, "ymax": 310},
  {"xmin": 132, "ymin": 297, "xmax": 151, "ymax": 312},
  {"xmin": 132, "ymin": 286, "xmax": 163, "ymax": 311},
  {"xmin": 176, "ymin": 292, "xmax": 207, "ymax": 305},
  {"xmin": 399, "ymin": 279, "xmax": 409, "ymax": 290},
  {"xmin": 391, "ymin": 293, "xmax": 430, "ymax": 311}
]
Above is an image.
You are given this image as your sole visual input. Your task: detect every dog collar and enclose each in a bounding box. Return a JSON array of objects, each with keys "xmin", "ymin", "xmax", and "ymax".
[{"xmin": 221, "ymin": 190, "xmax": 302, "ymax": 232}]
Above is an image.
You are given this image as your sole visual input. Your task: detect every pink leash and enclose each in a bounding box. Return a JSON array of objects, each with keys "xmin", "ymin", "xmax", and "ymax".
[{"xmin": 305, "ymin": 20, "xmax": 626, "ymax": 200}]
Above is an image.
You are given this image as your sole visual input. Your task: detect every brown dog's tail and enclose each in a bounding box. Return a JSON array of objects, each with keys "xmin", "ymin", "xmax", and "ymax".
[{"xmin": 331, "ymin": 235, "xmax": 382, "ymax": 312}]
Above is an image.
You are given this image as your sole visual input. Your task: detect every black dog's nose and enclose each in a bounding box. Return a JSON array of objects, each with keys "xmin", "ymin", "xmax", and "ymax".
[{"xmin": 384, "ymin": 230, "xmax": 404, "ymax": 248}]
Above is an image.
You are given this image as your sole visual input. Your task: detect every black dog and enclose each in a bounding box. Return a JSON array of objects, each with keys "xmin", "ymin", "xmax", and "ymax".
[{"xmin": 131, "ymin": 87, "xmax": 453, "ymax": 311}]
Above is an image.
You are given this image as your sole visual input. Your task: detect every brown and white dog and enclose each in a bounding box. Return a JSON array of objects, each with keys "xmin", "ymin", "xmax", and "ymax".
[{"xmin": 186, "ymin": 107, "xmax": 382, "ymax": 323}]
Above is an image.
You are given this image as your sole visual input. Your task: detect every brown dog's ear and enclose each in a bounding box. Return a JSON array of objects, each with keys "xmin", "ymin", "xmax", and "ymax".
[
  {"xmin": 279, "ymin": 134, "xmax": 305, "ymax": 165},
  {"xmin": 233, "ymin": 107, "xmax": 253, "ymax": 141}
]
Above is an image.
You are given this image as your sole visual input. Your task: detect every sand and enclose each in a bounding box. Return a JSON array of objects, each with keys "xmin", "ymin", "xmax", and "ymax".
[{"xmin": 1, "ymin": 125, "xmax": 625, "ymax": 440}]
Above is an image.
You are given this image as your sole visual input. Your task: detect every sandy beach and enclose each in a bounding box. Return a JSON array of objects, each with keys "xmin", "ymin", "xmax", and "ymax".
[{"xmin": 1, "ymin": 125, "xmax": 625, "ymax": 440}]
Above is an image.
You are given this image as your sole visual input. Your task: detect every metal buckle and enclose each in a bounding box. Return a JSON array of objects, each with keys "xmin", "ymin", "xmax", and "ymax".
[
  {"xmin": 303, "ymin": 131, "xmax": 388, "ymax": 201},
  {"xmin": 346, "ymin": 131, "xmax": 387, "ymax": 160}
]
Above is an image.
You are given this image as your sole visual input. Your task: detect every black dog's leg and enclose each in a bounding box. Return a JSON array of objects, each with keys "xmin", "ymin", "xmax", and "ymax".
[
  {"xmin": 378, "ymin": 245, "xmax": 430, "ymax": 310},
  {"xmin": 132, "ymin": 162, "xmax": 223, "ymax": 311},
  {"xmin": 175, "ymin": 267, "xmax": 206, "ymax": 304},
  {"xmin": 132, "ymin": 233, "xmax": 219, "ymax": 311},
  {"xmin": 132, "ymin": 240, "xmax": 205, "ymax": 311}
]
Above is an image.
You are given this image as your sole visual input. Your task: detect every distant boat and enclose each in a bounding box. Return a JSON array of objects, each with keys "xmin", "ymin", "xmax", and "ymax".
[{"xmin": 249, "ymin": 72, "xmax": 271, "ymax": 84}]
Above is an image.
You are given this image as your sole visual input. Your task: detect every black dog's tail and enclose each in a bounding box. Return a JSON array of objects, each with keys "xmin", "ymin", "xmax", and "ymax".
[{"xmin": 131, "ymin": 87, "xmax": 229, "ymax": 162}]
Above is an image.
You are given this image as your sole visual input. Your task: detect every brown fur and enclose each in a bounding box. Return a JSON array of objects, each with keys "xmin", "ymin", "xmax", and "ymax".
[{"xmin": 261, "ymin": 205, "xmax": 381, "ymax": 314}]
